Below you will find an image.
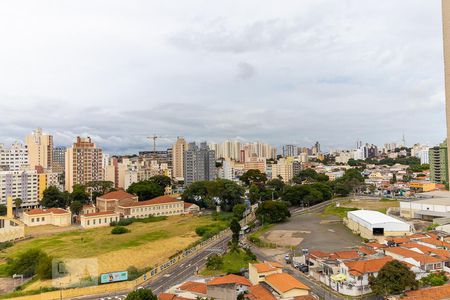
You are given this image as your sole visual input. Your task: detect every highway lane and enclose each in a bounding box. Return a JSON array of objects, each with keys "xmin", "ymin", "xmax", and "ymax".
[
  {"xmin": 145, "ymin": 236, "xmax": 230, "ymax": 295},
  {"xmin": 76, "ymin": 236, "xmax": 230, "ymax": 300}
]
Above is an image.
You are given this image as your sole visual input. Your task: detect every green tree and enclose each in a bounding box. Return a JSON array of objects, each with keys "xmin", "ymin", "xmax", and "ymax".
[
  {"xmin": 42, "ymin": 186, "xmax": 68, "ymax": 208},
  {"xmin": 239, "ymin": 169, "xmax": 267, "ymax": 186},
  {"xmin": 14, "ymin": 198, "xmax": 22, "ymax": 216},
  {"xmin": 266, "ymin": 179, "xmax": 285, "ymax": 193},
  {"xmin": 316, "ymin": 173, "xmax": 330, "ymax": 182},
  {"xmin": 0, "ymin": 204, "xmax": 6, "ymax": 216},
  {"xmin": 125, "ymin": 289, "xmax": 157, "ymax": 300},
  {"xmin": 86, "ymin": 180, "xmax": 114, "ymax": 200},
  {"xmin": 390, "ymin": 173, "xmax": 397, "ymax": 184},
  {"xmin": 230, "ymin": 218, "xmax": 241, "ymax": 245},
  {"xmin": 127, "ymin": 180, "xmax": 164, "ymax": 201},
  {"xmin": 149, "ymin": 175, "xmax": 172, "ymax": 190},
  {"xmin": 256, "ymin": 200, "xmax": 290, "ymax": 224},
  {"xmin": 206, "ymin": 254, "xmax": 223, "ymax": 270},
  {"xmin": 369, "ymin": 260, "xmax": 418, "ymax": 296},
  {"xmin": 70, "ymin": 200, "xmax": 83, "ymax": 215},
  {"xmin": 233, "ymin": 204, "xmax": 247, "ymax": 220},
  {"xmin": 7, "ymin": 248, "xmax": 53, "ymax": 279},
  {"xmin": 71, "ymin": 184, "xmax": 90, "ymax": 204},
  {"xmin": 421, "ymin": 271, "xmax": 448, "ymax": 287},
  {"xmin": 181, "ymin": 181, "xmax": 209, "ymax": 208},
  {"xmin": 293, "ymin": 168, "xmax": 318, "ymax": 183},
  {"xmin": 213, "ymin": 179, "xmax": 245, "ymax": 211}
]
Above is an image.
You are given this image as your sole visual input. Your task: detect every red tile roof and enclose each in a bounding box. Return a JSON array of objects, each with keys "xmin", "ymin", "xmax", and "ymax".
[
  {"xmin": 344, "ymin": 256, "xmax": 392, "ymax": 276},
  {"xmin": 419, "ymin": 238, "xmax": 450, "ymax": 248},
  {"xmin": 25, "ymin": 208, "xmax": 70, "ymax": 215},
  {"xmin": 252, "ymin": 262, "xmax": 283, "ymax": 273},
  {"xmin": 81, "ymin": 211, "xmax": 118, "ymax": 217},
  {"xmin": 403, "ymin": 284, "xmax": 450, "ymax": 300},
  {"xmin": 245, "ymin": 284, "xmax": 276, "ymax": 300},
  {"xmin": 158, "ymin": 293, "xmax": 191, "ymax": 300},
  {"xmin": 207, "ymin": 274, "xmax": 251, "ymax": 287},
  {"xmin": 385, "ymin": 247, "xmax": 446, "ymax": 264},
  {"xmin": 265, "ymin": 273, "xmax": 310, "ymax": 293},
  {"xmin": 119, "ymin": 196, "xmax": 182, "ymax": 208},
  {"xmin": 358, "ymin": 246, "xmax": 376, "ymax": 256},
  {"xmin": 178, "ymin": 281, "xmax": 207, "ymax": 295},
  {"xmin": 98, "ymin": 190, "xmax": 136, "ymax": 200},
  {"xmin": 330, "ymin": 250, "xmax": 360, "ymax": 260}
]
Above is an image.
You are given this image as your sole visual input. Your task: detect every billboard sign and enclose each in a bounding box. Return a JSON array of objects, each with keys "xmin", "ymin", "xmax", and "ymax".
[{"xmin": 100, "ymin": 271, "xmax": 128, "ymax": 284}]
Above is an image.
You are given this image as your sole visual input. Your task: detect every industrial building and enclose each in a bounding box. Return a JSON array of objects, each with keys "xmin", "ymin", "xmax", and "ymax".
[
  {"xmin": 400, "ymin": 191, "xmax": 450, "ymax": 222},
  {"xmin": 345, "ymin": 210, "xmax": 412, "ymax": 240}
]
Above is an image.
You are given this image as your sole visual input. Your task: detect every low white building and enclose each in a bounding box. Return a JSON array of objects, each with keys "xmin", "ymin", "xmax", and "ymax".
[
  {"xmin": 80, "ymin": 211, "xmax": 120, "ymax": 228},
  {"xmin": 400, "ymin": 191, "xmax": 450, "ymax": 221},
  {"xmin": 345, "ymin": 210, "xmax": 412, "ymax": 240},
  {"xmin": 116, "ymin": 196, "xmax": 185, "ymax": 218},
  {"xmin": 23, "ymin": 208, "xmax": 71, "ymax": 227}
]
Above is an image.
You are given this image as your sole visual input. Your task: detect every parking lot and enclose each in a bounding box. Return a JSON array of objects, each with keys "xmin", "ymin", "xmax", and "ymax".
[{"xmin": 261, "ymin": 212, "xmax": 362, "ymax": 252}]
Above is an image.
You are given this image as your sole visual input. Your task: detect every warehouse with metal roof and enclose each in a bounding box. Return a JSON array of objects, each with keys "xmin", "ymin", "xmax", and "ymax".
[{"xmin": 345, "ymin": 210, "xmax": 412, "ymax": 241}]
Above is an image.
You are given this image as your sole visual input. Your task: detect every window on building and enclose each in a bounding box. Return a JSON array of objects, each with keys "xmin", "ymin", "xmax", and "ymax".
[{"xmin": 87, "ymin": 220, "xmax": 90, "ymax": 225}]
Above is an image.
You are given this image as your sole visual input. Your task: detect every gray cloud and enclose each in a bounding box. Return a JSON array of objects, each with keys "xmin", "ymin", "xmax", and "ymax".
[{"xmin": 0, "ymin": 0, "xmax": 445, "ymax": 153}]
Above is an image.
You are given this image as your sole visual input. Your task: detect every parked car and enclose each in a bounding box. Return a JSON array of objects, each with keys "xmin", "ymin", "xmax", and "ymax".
[
  {"xmin": 284, "ymin": 254, "xmax": 291, "ymax": 263},
  {"xmin": 299, "ymin": 264, "xmax": 309, "ymax": 273}
]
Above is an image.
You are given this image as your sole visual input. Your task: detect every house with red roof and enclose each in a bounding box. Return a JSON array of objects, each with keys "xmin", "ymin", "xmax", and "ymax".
[
  {"xmin": 335, "ymin": 256, "xmax": 393, "ymax": 296},
  {"xmin": 23, "ymin": 208, "xmax": 71, "ymax": 227},
  {"xmin": 96, "ymin": 190, "xmax": 138, "ymax": 212},
  {"xmin": 116, "ymin": 195, "xmax": 185, "ymax": 218},
  {"xmin": 207, "ymin": 274, "xmax": 252, "ymax": 300}
]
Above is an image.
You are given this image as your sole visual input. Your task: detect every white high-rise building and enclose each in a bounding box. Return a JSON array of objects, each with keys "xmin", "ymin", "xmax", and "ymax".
[
  {"xmin": 0, "ymin": 170, "xmax": 39, "ymax": 207},
  {"xmin": 25, "ymin": 128, "xmax": 53, "ymax": 171},
  {"xmin": 0, "ymin": 143, "xmax": 29, "ymax": 172}
]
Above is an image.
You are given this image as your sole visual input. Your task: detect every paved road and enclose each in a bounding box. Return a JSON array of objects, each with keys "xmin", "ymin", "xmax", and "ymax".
[
  {"xmin": 75, "ymin": 236, "xmax": 230, "ymax": 300},
  {"xmin": 145, "ymin": 236, "xmax": 230, "ymax": 295}
]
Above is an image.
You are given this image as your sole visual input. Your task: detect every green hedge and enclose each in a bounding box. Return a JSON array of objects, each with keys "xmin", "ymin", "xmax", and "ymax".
[{"xmin": 111, "ymin": 226, "xmax": 130, "ymax": 234}]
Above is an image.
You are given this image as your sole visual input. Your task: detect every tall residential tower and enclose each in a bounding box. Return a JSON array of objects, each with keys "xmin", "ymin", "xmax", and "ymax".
[
  {"xmin": 25, "ymin": 128, "xmax": 53, "ymax": 171},
  {"xmin": 443, "ymin": 0, "xmax": 450, "ymax": 180},
  {"xmin": 65, "ymin": 137, "xmax": 103, "ymax": 192}
]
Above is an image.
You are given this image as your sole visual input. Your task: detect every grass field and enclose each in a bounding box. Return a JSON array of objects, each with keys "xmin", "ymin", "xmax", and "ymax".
[
  {"xmin": 0, "ymin": 214, "xmax": 227, "ymax": 279},
  {"xmin": 324, "ymin": 199, "xmax": 399, "ymax": 218},
  {"xmin": 201, "ymin": 249, "xmax": 256, "ymax": 276}
]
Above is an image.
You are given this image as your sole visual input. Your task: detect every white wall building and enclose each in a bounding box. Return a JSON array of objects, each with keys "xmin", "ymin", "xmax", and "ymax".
[
  {"xmin": 0, "ymin": 143, "xmax": 29, "ymax": 172},
  {"xmin": 0, "ymin": 170, "xmax": 39, "ymax": 207}
]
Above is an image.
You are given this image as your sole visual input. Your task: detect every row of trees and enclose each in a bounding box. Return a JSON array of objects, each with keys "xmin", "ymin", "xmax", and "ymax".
[
  {"xmin": 237, "ymin": 167, "xmax": 365, "ymax": 208},
  {"xmin": 182, "ymin": 179, "xmax": 245, "ymax": 211},
  {"xmin": 40, "ymin": 175, "xmax": 173, "ymax": 213}
]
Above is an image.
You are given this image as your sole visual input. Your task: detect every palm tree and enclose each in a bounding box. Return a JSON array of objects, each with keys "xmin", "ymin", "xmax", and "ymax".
[{"xmin": 14, "ymin": 198, "xmax": 22, "ymax": 217}]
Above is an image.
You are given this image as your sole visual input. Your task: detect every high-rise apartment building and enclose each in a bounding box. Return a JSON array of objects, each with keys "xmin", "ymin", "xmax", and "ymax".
[
  {"xmin": 429, "ymin": 140, "xmax": 448, "ymax": 184},
  {"xmin": 282, "ymin": 145, "xmax": 297, "ymax": 157},
  {"xmin": 65, "ymin": 137, "xmax": 103, "ymax": 192},
  {"xmin": 443, "ymin": 0, "xmax": 450, "ymax": 178},
  {"xmin": 271, "ymin": 158, "xmax": 294, "ymax": 183},
  {"xmin": 183, "ymin": 142, "xmax": 215, "ymax": 186},
  {"xmin": 52, "ymin": 146, "xmax": 66, "ymax": 174},
  {"xmin": 0, "ymin": 143, "xmax": 29, "ymax": 171},
  {"xmin": 25, "ymin": 128, "xmax": 53, "ymax": 170},
  {"xmin": 0, "ymin": 170, "xmax": 39, "ymax": 207},
  {"xmin": 172, "ymin": 137, "xmax": 187, "ymax": 181}
]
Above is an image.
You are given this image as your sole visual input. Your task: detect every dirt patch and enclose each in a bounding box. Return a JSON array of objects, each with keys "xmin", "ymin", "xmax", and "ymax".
[
  {"xmin": 340, "ymin": 199, "xmax": 399, "ymax": 211},
  {"xmin": 263, "ymin": 230, "xmax": 305, "ymax": 247}
]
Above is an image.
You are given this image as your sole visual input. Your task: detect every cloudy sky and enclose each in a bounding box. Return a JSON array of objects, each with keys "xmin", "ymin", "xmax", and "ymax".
[{"xmin": 0, "ymin": 0, "xmax": 446, "ymax": 153}]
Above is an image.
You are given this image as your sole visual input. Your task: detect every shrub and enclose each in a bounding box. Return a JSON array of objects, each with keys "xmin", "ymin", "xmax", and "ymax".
[
  {"xmin": 7, "ymin": 249, "xmax": 53, "ymax": 279},
  {"xmin": 0, "ymin": 241, "xmax": 13, "ymax": 250},
  {"xmin": 117, "ymin": 218, "xmax": 134, "ymax": 226},
  {"xmin": 206, "ymin": 254, "xmax": 223, "ymax": 270},
  {"xmin": 111, "ymin": 226, "xmax": 130, "ymax": 234},
  {"xmin": 421, "ymin": 271, "xmax": 448, "ymax": 287}
]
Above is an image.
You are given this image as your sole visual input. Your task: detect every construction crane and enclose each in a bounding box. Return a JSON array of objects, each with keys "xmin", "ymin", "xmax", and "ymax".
[{"xmin": 147, "ymin": 135, "xmax": 160, "ymax": 153}]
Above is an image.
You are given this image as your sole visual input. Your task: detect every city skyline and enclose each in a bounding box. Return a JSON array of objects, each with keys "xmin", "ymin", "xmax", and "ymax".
[{"xmin": 0, "ymin": 0, "xmax": 446, "ymax": 153}]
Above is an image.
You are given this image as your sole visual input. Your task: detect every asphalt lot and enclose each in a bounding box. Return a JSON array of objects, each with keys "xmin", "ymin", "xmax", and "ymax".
[{"xmin": 264, "ymin": 212, "xmax": 362, "ymax": 252}]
